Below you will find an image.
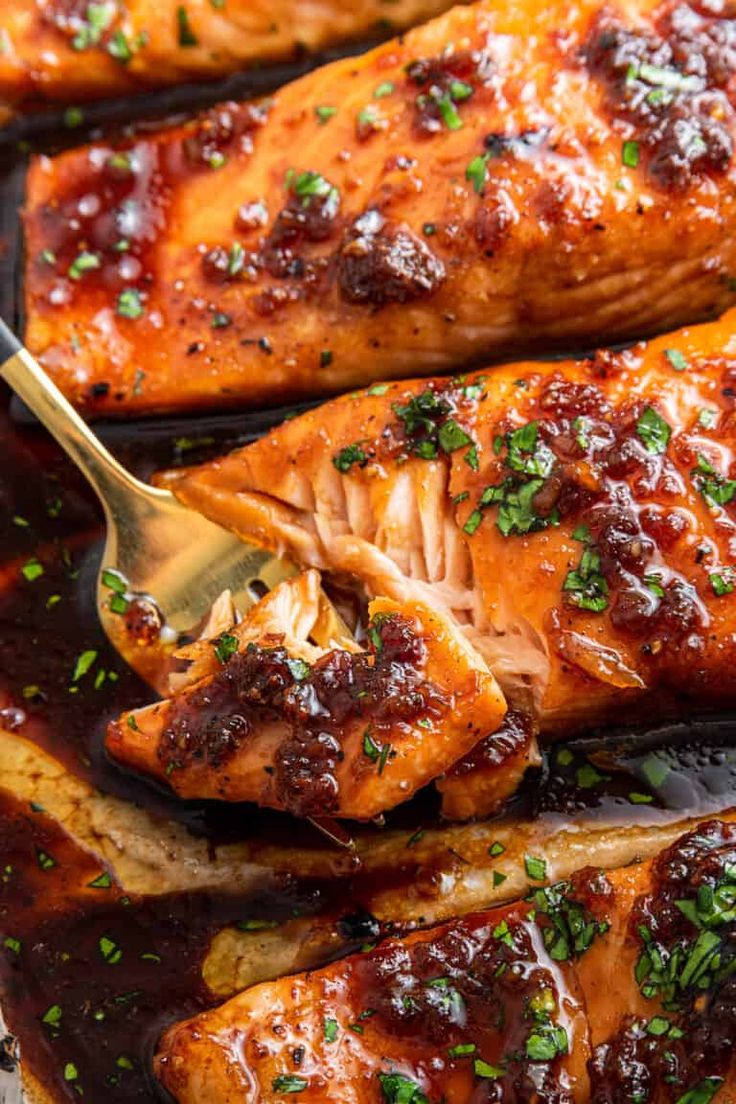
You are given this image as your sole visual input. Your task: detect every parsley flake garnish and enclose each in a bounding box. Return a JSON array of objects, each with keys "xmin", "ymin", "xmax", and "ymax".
[
  {"xmin": 622, "ymin": 139, "xmax": 640, "ymax": 167},
  {"xmin": 563, "ymin": 544, "xmax": 609, "ymax": 612},
  {"xmin": 68, "ymin": 251, "xmax": 101, "ymax": 280},
  {"xmin": 524, "ymin": 854, "xmax": 547, "ymax": 881},
  {"xmin": 665, "ymin": 348, "xmax": 688, "ymax": 372},
  {"xmin": 333, "ymin": 442, "xmax": 368, "ymax": 473},
  {"xmin": 636, "ymin": 406, "xmax": 671, "ymax": 455},
  {"xmin": 214, "ymin": 633, "xmax": 238, "ymax": 664},
  {"xmin": 177, "ymin": 5, "xmax": 198, "ymax": 45},
  {"xmin": 378, "ymin": 1072, "xmax": 428, "ymax": 1103},
  {"xmin": 272, "ymin": 1075, "xmax": 309, "ymax": 1094}
]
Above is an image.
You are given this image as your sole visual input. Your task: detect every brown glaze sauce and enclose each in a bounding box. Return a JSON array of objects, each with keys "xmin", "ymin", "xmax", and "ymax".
[
  {"xmin": 159, "ymin": 613, "xmax": 448, "ymax": 817},
  {"xmin": 352, "ymin": 907, "xmax": 579, "ymax": 1103},
  {"xmin": 445, "ymin": 710, "xmax": 535, "ymax": 780},
  {"xmin": 584, "ymin": 2, "xmax": 736, "ymax": 187},
  {"xmin": 0, "ymin": 788, "xmax": 335, "ymax": 1104}
]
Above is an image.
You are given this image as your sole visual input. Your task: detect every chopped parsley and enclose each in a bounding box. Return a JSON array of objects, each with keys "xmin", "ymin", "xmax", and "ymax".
[
  {"xmin": 691, "ymin": 453, "xmax": 736, "ymax": 508},
  {"xmin": 333, "ymin": 442, "xmax": 368, "ymax": 473},
  {"xmin": 323, "ymin": 1017, "xmax": 338, "ymax": 1042},
  {"xmin": 71, "ymin": 2, "xmax": 114, "ymax": 50},
  {"xmin": 237, "ymin": 918, "xmax": 279, "ymax": 931},
  {"xmin": 636, "ymin": 407, "xmax": 671, "ymax": 455},
  {"xmin": 710, "ymin": 570, "xmax": 735, "ymax": 596},
  {"xmin": 320, "ymin": 349, "xmax": 333, "ymax": 368},
  {"xmin": 377, "ymin": 1072, "xmax": 428, "ymax": 1104},
  {"xmin": 41, "ymin": 1004, "xmax": 62, "ymax": 1027},
  {"xmin": 99, "ymin": 935, "xmax": 123, "ymax": 964},
  {"xmin": 524, "ymin": 854, "xmax": 547, "ymax": 881},
  {"xmin": 3, "ymin": 936, "xmax": 21, "ymax": 955},
  {"xmin": 665, "ymin": 348, "xmax": 688, "ymax": 372},
  {"xmin": 466, "ymin": 153, "xmax": 490, "ymax": 193},
  {"xmin": 674, "ymin": 1078, "xmax": 724, "ymax": 1104},
  {"xmin": 576, "ymin": 762, "xmax": 610, "ymax": 789},
  {"xmin": 286, "ymin": 657, "xmax": 310, "ymax": 681},
  {"xmin": 530, "ymin": 880, "xmax": 610, "ymax": 961},
  {"xmin": 464, "ymin": 422, "xmax": 558, "ymax": 537},
  {"xmin": 563, "ymin": 543, "xmax": 608, "ymax": 612},
  {"xmin": 177, "ymin": 5, "xmax": 198, "ymax": 46},
  {"xmin": 474, "ymin": 1058, "xmax": 504, "ymax": 1079},
  {"xmin": 292, "ymin": 171, "xmax": 339, "ymax": 209},
  {"xmin": 116, "ymin": 288, "xmax": 143, "ymax": 319},
  {"xmin": 374, "ymin": 81, "xmax": 395, "ymax": 98},
  {"xmin": 21, "ymin": 558, "xmax": 43, "ymax": 581},
  {"xmin": 488, "ymin": 841, "xmax": 505, "ymax": 857},
  {"xmin": 622, "ymin": 139, "xmax": 640, "ymax": 167},
  {"xmin": 71, "ymin": 649, "xmax": 98, "ymax": 682},
  {"xmin": 88, "ymin": 871, "xmax": 113, "ymax": 889},
  {"xmin": 271, "ymin": 1075, "xmax": 309, "ymax": 1094},
  {"xmin": 697, "ymin": 408, "xmax": 717, "ymax": 429},
  {"xmin": 438, "ymin": 418, "xmax": 472, "ymax": 454},
  {"xmin": 315, "ymin": 105, "xmax": 337, "ymax": 123},
  {"xmin": 68, "ymin": 250, "xmax": 101, "ymax": 279},
  {"xmin": 448, "ymin": 1042, "xmax": 476, "ymax": 1057},
  {"xmin": 214, "ymin": 633, "xmax": 238, "ymax": 664}
]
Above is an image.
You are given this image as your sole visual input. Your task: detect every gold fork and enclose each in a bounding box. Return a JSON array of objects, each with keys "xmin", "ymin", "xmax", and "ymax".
[{"xmin": 0, "ymin": 318, "xmax": 294, "ymax": 692}]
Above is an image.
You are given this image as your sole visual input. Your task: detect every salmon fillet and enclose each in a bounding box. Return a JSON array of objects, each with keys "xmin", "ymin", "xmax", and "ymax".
[
  {"xmin": 155, "ymin": 818, "xmax": 736, "ymax": 1103},
  {"xmin": 22, "ymin": 0, "xmax": 736, "ymax": 415},
  {"xmin": 0, "ymin": 0, "xmax": 458, "ymax": 116},
  {"xmin": 162, "ymin": 306, "xmax": 736, "ymax": 734},
  {"xmin": 106, "ymin": 570, "xmax": 507, "ymax": 819}
]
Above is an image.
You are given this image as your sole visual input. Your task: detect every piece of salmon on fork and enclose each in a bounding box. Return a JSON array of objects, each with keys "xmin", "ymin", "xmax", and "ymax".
[
  {"xmin": 21, "ymin": 0, "xmax": 736, "ymax": 415},
  {"xmin": 106, "ymin": 570, "xmax": 508, "ymax": 820}
]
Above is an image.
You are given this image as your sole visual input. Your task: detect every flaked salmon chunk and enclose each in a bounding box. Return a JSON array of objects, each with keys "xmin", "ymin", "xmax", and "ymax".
[
  {"xmin": 106, "ymin": 571, "xmax": 507, "ymax": 820},
  {"xmin": 155, "ymin": 818, "xmax": 736, "ymax": 1103},
  {"xmin": 163, "ymin": 306, "xmax": 736, "ymax": 736},
  {"xmin": 21, "ymin": 0, "xmax": 736, "ymax": 414}
]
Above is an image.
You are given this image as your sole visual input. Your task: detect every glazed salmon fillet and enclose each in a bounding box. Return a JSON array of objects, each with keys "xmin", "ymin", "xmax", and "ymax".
[
  {"xmin": 22, "ymin": 0, "xmax": 736, "ymax": 415},
  {"xmin": 163, "ymin": 307, "xmax": 736, "ymax": 734},
  {"xmin": 0, "ymin": 0, "xmax": 458, "ymax": 118},
  {"xmin": 155, "ymin": 818, "xmax": 736, "ymax": 1103},
  {"xmin": 106, "ymin": 570, "xmax": 507, "ymax": 820}
]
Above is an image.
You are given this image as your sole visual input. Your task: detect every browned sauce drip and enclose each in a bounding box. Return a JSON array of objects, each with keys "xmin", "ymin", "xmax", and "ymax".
[{"xmin": 584, "ymin": 3, "xmax": 736, "ymax": 187}]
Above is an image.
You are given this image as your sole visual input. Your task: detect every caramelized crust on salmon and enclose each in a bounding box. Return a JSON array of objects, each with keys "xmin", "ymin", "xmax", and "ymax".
[
  {"xmin": 22, "ymin": 0, "xmax": 736, "ymax": 414},
  {"xmin": 106, "ymin": 571, "xmax": 506, "ymax": 819},
  {"xmin": 164, "ymin": 307, "xmax": 736, "ymax": 733},
  {"xmin": 0, "ymin": 0, "xmax": 457, "ymax": 116},
  {"xmin": 155, "ymin": 819, "xmax": 736, "ymax": 1103}
]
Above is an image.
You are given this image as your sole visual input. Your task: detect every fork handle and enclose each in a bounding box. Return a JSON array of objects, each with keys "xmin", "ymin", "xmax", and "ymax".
[{"xmin": 0, "ymin": 317, "xmax": 149, "ymax": 511}]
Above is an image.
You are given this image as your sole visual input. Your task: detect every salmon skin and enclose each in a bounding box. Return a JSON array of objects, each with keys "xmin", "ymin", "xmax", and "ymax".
[
  {"xmin": 0, "ymin": 0, "xmax": 458, "ymax": 118},
  {"xmin": 155, "ymin": 818, "xmax": 736, "ymax": 1103},
  {"xmin": 106, "ymin": 571, "xmax": 507, "ymax": 820},
  {"xmin": 163, "ymin": 306, "xmax": 736, "ymax": 734},
  {"xmin": 22, "ymin": 0, "xmax": 736, "ymax": 415}
]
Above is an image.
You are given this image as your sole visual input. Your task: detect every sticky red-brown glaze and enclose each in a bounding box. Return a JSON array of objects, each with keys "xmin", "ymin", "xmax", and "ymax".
[
  {"xmin": 0, "ymin": 0, "xmax": 458, "ymax": 116},
  {"xmin": 163, "ymin": 307, "xmax": 736, "ymax": 734},
  {"xmin": 155, "ymin": 821, "xmax": 736, "ymax": 1104},
  {"xmin": 437, "ymin": 710, "xmax": 540, "ymax": 821},
  {"xmin": 22, "ymin": 0, "xmax": 736, "ymax": 415},
  {"xmin": 106, "ymin": 584, "xmax": 506, "ymax": 821}
]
